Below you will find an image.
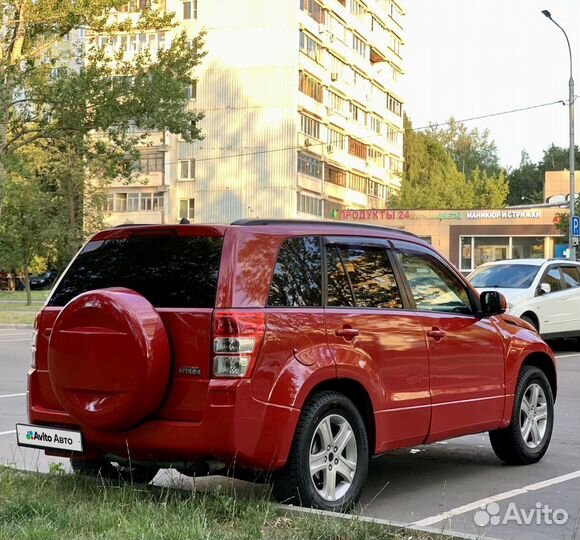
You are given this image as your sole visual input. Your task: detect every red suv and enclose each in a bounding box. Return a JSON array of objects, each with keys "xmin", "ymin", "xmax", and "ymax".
[{"xmin": 19, "ymin": 220, "xmax": 557, "ymax": 510}]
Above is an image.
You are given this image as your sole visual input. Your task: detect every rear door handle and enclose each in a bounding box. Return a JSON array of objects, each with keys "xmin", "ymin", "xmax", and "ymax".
[
  {"xmin": 335, "ymin": 328, "xmax": 359, "ymax": 339},
  {"xmin": 427, "ymin": 328, "xmax": 446, "ymax": 341}
]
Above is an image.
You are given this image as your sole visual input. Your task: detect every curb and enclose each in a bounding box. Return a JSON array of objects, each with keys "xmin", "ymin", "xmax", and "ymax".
[
  {"xmin": 275, "ymin": 504, "xmax": 504, "ymax": 540},
  {"xmin": 0, "ymin": 324, "xmax": 33, "ymax": 329}
]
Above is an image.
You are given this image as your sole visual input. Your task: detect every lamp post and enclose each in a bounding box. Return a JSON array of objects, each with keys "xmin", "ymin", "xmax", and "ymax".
[{"xmin": 542, "ymin": 10, "xmax": 576, "ymax": 259}]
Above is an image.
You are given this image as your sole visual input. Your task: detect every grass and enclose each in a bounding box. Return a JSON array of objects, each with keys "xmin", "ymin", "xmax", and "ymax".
[
  {"xmin": 0, "ymin": 467, "xmax": 450, "ymax": 540},
  {"xmin": 0, "ymin": 290, "xmax": 49, "ymax": 302},
  {"xmin": 0, "ymin": 303, "xmax": 38, "ymax": 325}
]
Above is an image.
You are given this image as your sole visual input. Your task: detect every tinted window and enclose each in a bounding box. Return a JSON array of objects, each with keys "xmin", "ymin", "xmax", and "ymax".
[
  {"xmin": 326, "ymin": 244, "xmax": 403, "ymax": 309},
  {"xmin": 398, "ymin": 251, "xmax": 472, "ymax": 314},
  {"xmin": 49, "ymin": 235, "xmax": 223, "ymax": 308},
  {"xmin": 561, "ymin": 266, "xmax": 580, "ymax": 289},
  {"xmin": 469, "ymin": 263, "xmax": 540, "ymax": 289},
  {"xmin": 268, "ymin": 237, "xmax": 322, "ymax": 307},
  {"xmin": 541, "ymin": 267, "xmax": 562, "ymax": 292}
]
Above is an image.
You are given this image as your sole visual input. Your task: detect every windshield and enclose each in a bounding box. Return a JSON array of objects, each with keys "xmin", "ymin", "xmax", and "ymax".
[{"xmin": 469, "ymin": 264, "xmax": 540, "ymax": 289}]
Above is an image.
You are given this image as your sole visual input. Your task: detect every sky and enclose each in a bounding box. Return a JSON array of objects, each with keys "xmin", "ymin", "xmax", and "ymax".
[{"xmin": 402, "ymin": 0, "xmax": 580, "ymax": 170}]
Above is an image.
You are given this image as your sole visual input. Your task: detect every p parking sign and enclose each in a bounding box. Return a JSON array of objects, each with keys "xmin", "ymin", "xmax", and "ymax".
[{"xmin": 573, "ymin": 215, "xmax": 580, "ymax": 237}]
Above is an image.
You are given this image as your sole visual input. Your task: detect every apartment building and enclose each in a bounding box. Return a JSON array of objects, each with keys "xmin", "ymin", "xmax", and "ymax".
[{"xmin": 103, "ymin": 0, "xmax": 405, "ymax": 225}]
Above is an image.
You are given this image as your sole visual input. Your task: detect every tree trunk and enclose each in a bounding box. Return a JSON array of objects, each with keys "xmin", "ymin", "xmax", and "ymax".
[{"xmin": 22, "ymin": 267, "xmax": 31, "ymax": 306}]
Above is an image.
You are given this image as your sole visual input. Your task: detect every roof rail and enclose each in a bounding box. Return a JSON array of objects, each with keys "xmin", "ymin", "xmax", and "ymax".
[
  {"xmin": 113, "ymin": 223, "xmax": 156, "ymax": 228},
  {"xmin": 231, "ymin": 219, "xmax": 419, "ymax": 238}
]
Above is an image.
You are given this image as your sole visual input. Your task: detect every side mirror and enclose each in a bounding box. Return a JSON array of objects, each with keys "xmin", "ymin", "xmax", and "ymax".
[
  {"xmin": 538, "ymin": 283, "xmax": 551, "ymax": 295},
  {"xmin": 481, "ymin": 290, "xmax": 507, "ymax": 317}
]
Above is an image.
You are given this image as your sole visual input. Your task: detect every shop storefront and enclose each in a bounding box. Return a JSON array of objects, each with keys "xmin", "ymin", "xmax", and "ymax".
[{"xmin": 335, "ymin": 207, "xmax": 566, "ymax": 274}]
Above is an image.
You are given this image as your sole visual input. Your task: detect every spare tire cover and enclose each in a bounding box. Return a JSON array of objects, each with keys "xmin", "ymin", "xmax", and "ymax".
[{"xmin": 48, "ymin": 288, "xmax": 170, "ymax": 431}]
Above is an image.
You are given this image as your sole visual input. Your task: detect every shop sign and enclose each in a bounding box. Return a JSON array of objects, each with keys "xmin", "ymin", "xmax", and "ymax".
[
  {"xmin": 336, "ymin": 209, "xmax": 462, "ymax": 221},
  {"xmin": 465, "ymin": 210, "xmax": 542, "ymax": 220}
]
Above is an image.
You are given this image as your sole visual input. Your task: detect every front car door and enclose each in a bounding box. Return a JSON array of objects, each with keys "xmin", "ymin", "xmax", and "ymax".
[
  {"xmin": 536, "ymin": 264, "xmax": 579, "ymax": 336},
  {"xmin": 392, "ymin": 240, "xmax": 505, "ymax": 442},
  {"xmin": 323, "ymin": 236, "xmax": 431, "ymax": 452}
]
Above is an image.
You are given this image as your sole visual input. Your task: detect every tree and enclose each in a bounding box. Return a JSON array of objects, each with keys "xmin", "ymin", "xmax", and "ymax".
[
  {"xmin": 398, "ymin": 115, "xmax": 508, "ymax": 210},
  {"xmin": 0, "ymin": 0, "xmax": 205, "ymax": 217},
  {"xmin": 427, "ymin": 117, "xmax": 501, "ymax": 179},
  {"xmin": 505, "ymin": 151, "xmax": 543, "ymax": 205},
  {"xmin": 0, "ymin": 164, "xmax": 51, "ymax": 305}
]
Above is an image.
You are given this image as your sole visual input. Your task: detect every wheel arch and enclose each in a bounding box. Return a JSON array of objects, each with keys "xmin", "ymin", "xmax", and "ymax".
[
  {"xmin": 521, "ymin": 352, "xmax": 557, "ymax": 400},
  {"xmin": 301, "ymin": 378, "xmax": 376, "ymax": 456},
  {"xmin": 520, "ymin": 311, "xmax": 540, "ymax": 332}
]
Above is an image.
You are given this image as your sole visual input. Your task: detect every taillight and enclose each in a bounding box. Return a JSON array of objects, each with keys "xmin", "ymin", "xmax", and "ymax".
[
  {"xmin": 31, "ymin": 313, "xmax": 39, "ymax": 368},
  {"xmin": 212, "ymin": 310, "xmax": 265, "ymax": 378}
]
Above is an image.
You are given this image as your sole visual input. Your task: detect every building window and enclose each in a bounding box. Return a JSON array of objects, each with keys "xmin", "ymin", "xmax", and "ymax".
[
  {"xmin": 183, "ymin": 0, "xmax": 197, "ymax": 20},
  {"xmin": 179, "ymin": 159, "xmax": 196, "ymax": 180},
  {"xmin": 298, "ymin": 152, "xmax": 323, "ymax": 179},
  {"xmin": 325, "ymin": 164, "xmax": 347, "ymax": 187},
  {"xmin": 141, "ymin": 192, "xmax": 164, "ymax": 211},
  {"xmin": 297, "ymin": 193, "xmax": 323, "ymax": 216},
  {"xmin": 369, "ymin": 115, "xmax": 383, "ymax": 134},
  {"xmin": 299, "ymin": 30, "xmax": 321, "ymax": 63},
  {"xmin": 326, "ymin": 14, "xmax": 348, "ymax": 44},
  {"xmin": 299, "ymin": 71, "xmax": 323, "ymax": 103},
  {"xmin": 348, "ymin": 137, "xmax": 367, "ymax": 160},
  {"xmin": 327, "ymin": 126, "xmax": 346, "ymax": 151},
  {"xmin": 351, "ymin": 33, "xmax": 368, "ymax": 58},
  {"xmin": 348, "ymin": 172, "xmax": 367, "ymax": 193},
  {"xmin": 137, "ymin": 151, "xmax": 164, "ymax": 174},
  {"xmin": 300, "ymin": 0, "xmax": 325, "ymax": 23},
  {"xmin": 185, "ymin": 81, "xmax": 197, "ymax": 100},
  {"xmin": 299, "ymin": 113, "xmax": 321, "ymax": 140},
  {"xmin": 368, "ymin": 148, "xmax": 384, "ymax": 167},
  {"xmin": 387, "ymin": 93, "xmax": 403, "ymax": 116},
  {"xmin": 118, "ymin": 0, "xmax": 148, "ymax": 12},
  {"xmin": 387, "ymin": 125, "xmax": 402, "ymax": 145},
  {"xmin": 350, "ymin": 102, "xmax": 367, "ymax": 125},
  {"xmin": 127, "ymin": 192, "xmax": 140, "ymax": 212},
  {"xmin": 179, "ymin": 198, "xmax": 195, "ymax": 220},
  {"xmin": 115, "ymin": 193, "xmax": 127, "ymax": 212},
  {"xmin": 326, "ymin": 90, "xmax": 347, "ymax": 116},
  {"xmin": 367, "ymin": 179, "xmax": 387, "ymax": 200},
  {"xmin": 350, "ymin": 0, "xmax": 366, "ymax": 18},
  {"xmin": 460, "ymin": 236, "xmax": 546, "ymax": 272},
  {"xmin": 105, "ymin": 193, "xmax": 114, "ymax": 212}
]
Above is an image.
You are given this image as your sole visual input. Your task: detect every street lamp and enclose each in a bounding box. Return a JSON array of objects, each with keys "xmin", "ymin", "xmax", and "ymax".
[{"xmin": 542, "ymin": 9, "xmax": 576, "ymax": 259}]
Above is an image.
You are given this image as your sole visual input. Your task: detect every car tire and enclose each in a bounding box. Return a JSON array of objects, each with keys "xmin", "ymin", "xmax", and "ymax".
[
  {"xmin": 273, "ymin": 391, "xmax": 369, "ymax": 511},
  {"xmin": 71, "ymin": 458, "xmax": 158, "ymax": 485},
  {"xmin": 489, "ymin": 366, "xmax": 554, "ymax": 465},
  {"xmin": 520, "ymin": 315, "xmax": 538, "ymax": 331}
]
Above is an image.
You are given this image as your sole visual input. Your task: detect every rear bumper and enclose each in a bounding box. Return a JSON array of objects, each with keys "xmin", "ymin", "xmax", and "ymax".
[{"xmin": 29, "ymin": 373, "xmax": 299, "ymax": 470}]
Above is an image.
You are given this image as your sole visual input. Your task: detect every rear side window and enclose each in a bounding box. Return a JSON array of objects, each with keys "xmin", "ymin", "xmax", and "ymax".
[
  {"xmin": 561, "ymin": 266, "xmax": 580, "ymax": 288},
  {"xmin": 326, "ymin": 244, "xmax": 403, "ymax": 309},
  {"xmin": 49, "ymin": 235, "xmax": 223, "ymax": 308},
  {"xmin": 268, "ymin": 237, "xmax": 322, "ymax": 307}
]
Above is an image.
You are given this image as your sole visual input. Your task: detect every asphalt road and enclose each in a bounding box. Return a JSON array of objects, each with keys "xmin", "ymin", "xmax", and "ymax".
[{"xmin": 1, "ymin": 327, "xmax": 579, "ymax": 540}]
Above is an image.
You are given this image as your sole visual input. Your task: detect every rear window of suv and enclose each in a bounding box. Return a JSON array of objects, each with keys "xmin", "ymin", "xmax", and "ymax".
[{"xmin": 48, "ymin": 235, "xmax": 223, "ymax": 308}]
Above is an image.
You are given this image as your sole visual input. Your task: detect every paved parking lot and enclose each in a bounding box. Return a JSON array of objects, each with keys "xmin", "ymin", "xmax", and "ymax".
[{"xmin": 1, "ymin": 327, "xmax": 579, "ymax": 540}]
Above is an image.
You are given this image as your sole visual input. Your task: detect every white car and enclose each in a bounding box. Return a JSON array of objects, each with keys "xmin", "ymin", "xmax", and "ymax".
[{"xmin": 468, "ymin": 258, "xmax": 580, "ymax": 340}]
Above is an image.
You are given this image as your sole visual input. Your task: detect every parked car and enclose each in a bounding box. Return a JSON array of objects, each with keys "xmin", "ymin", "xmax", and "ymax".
[
  {"xmin": 468, "ymin": 258, "xmax": 580, "ymax": 340},
  {"xmin": 29, "ymin": 271, "xmax": 58, "ymax": 290},
  {"xmin": 19, "ymin": 221, "xmax": 557, "ymax": 511}
]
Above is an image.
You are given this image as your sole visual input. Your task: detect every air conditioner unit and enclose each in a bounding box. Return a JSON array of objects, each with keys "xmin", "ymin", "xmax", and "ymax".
[
  {"xmin": 331, "ymin": 72, "xmax": 338, "ymax": 81},
  {"xmin": 304, "ymin": 137, "xmax": 312, "ymax": 147}
]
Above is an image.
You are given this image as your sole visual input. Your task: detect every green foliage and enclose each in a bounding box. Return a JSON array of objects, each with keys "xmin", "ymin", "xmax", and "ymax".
[
  {"xmin": 506, "ymin": 145, "xmax": 580, "ymax": 205},
  {"xmin": 427, "ymin": 117, "xmax": 501, "ymax": 178},
  {"xmin": 397, "ymin": 115, "xmax": 508, "ymax": 210},
  {"xmin": 0, "ymin": 0, "xmax": 205, "ymax": 275}
]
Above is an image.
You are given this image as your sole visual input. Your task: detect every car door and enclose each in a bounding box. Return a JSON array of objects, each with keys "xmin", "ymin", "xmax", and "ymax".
[
  {"xmin": 535, "ymin": 265, "xmax": 569, "ymax": 335},
  {"xmin": 557, "ymin": 264, "xmax": 580, "ymax": 335},
  {"xmin": 323, "ymin": 236, "xmax": 431, "ymax": 453},
  {"xmin": 391, "ymin": 240, "xmax": 505, "ymax": 442}
]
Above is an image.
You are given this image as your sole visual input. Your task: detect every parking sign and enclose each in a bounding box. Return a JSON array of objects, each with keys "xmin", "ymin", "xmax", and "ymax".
[{"xmin": 573, "ymin": 215, "xmax": 580, "ymax": 237}]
